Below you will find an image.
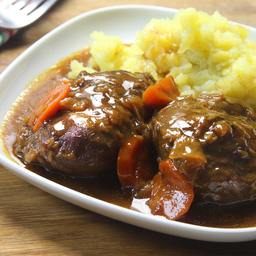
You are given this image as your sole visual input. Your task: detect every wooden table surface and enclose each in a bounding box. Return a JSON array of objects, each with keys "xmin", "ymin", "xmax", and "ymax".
[{"xmin": 1, "ymin": 0, "xmax": 256, "ymax": 255}]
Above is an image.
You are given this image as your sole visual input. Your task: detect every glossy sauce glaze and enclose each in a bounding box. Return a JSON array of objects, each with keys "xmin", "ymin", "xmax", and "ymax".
[
  {"xmin": 2, "ymin": 49, "xmax": 256, "ymax": 228},
  {"xmin": 152, "ymin": 94, "xmax": 256, "ymax": 205},
  {"xmin": 14, "ymin": 69, "xmax": 155, "ymax": 177}
]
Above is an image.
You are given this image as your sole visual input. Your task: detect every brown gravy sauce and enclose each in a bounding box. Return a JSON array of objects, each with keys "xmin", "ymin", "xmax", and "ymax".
[{"xmin": 2, "ymin": 49, "xmax": 256, "ymax": 229}]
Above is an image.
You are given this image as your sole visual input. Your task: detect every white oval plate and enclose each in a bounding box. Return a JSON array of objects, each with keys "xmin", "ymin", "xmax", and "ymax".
[{"xmin": 1, "ymin": 5, "xmax": 256, "ymax": 243}]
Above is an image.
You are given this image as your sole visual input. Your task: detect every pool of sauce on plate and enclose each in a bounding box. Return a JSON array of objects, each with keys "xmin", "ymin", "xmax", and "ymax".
[{"xmin": 2, "ymin": 48, "xmax": 256, "ymax": 229}]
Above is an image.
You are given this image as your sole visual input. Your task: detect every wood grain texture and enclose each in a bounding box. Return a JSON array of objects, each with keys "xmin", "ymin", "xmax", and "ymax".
[{"xmin": 1, "ymin": 0, "xmax": 256, "ymax": 255}]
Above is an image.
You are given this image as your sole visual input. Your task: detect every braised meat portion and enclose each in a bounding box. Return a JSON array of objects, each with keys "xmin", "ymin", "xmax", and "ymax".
[
  {"xmin": 14, "ymin": 70, "xmax": 156, "ymax": 177},
  {"xmin": 152, "ymin": 94, "xmax": 256, "ymax": 205}
]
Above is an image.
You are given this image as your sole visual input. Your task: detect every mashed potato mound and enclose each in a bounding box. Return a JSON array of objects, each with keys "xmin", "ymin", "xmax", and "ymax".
[{"xmin": 69, "ymin": 8, "xmax": 256, "ymax": 108}]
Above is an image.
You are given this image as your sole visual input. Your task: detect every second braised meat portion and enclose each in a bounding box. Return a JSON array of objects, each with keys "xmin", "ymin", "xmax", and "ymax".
[
  {"xmin": 152, "ymin": 94, "xmax": 256, "ymax": 205},
  {"xmin": 14, "ymin": 70, "xmax": 156, "ymax": 177}
]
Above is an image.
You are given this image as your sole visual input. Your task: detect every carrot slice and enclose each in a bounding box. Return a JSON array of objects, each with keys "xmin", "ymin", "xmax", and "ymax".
[
  {"xmin": 147, "ymin": 159, "xmax": 194, "ymax": 220},
  {"xmin": 29, "ymin": 80, "xmax": 71, "ymax": 132},
  {"xmin": 142, "ymin": 76, "xmax": 180, "ymax": 109},
  {"xmin": 117, "ymin": 135, "xmax": 157, "ymax": 189}
]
